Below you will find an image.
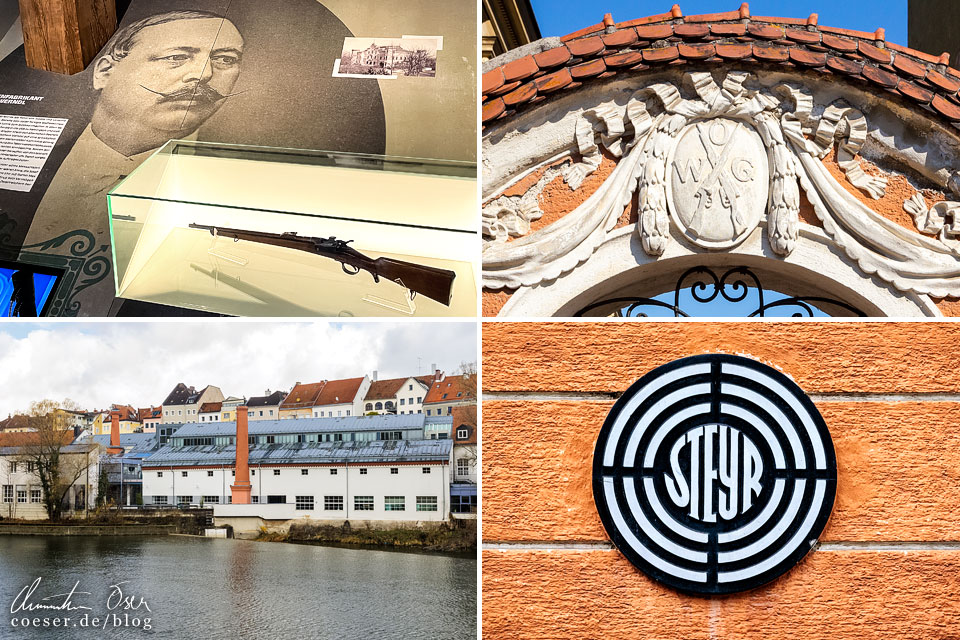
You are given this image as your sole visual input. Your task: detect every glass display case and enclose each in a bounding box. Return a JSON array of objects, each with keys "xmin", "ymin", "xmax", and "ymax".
[{"xmin": 108, "ymin": 140, "xmax": 477, "ymax": 316}]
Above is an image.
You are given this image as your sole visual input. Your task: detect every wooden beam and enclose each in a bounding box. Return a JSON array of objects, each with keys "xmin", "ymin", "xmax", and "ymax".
[{"xmin": 18, "ymin": 0, "xmax": 116, "ymax": 75}]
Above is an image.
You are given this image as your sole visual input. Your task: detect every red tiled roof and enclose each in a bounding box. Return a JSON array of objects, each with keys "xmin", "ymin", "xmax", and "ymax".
[
  {"xmin": 281, "ymin": 381, "xmax": 326, "ymax": 410},
  {"xmin": 0, "ymin": 415, "xmax": 30, "ymax": 430},
  {"xmin": 111, "ymin": 404, "xmax": 138, "ymax": 422},
  {"xmin": 451, "ymin": 405, "xmax": 478, "ymax": 444},
  {"xmin": 482, "ymin": 3, "xmax": 960, "ymax": 128},
  {"xmin": 316, "ymin": 377, "xmax": 365, "ymax": 406},
  {"xmin": 364, "ymin": 377, "xmax": 410, "ymax": 401},
  {"xmin": 423, "ymin": 375, "xmax": 476, "ymax": 405},
  {"xmin": 137, "ymin": 406, "xmax": 161, "ymax": 421},
  {"xmin": 199, "ymin": 402, "xmax": 222, "ymax": 413}
]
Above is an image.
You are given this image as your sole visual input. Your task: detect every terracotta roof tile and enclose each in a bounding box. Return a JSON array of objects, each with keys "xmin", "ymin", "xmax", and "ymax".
[
  {"xmin": 679, "ymin": 43, "xmax": 716, "ymax": 60},
  {"xmin": 199, "ymin": 402, "xmax": 222, "ymax": 413},
  {"xmin": 821, "ymin": 33, "xmax": 858, "ymax": 53},
  {"xmin": 423, "ymin": 375, "xmax": 476, "ymax": 405},
  {"xmin": 482, "ymin": 97, "xmax": 505, "ymax": 123},
  {"xmin": 790, "ymin": 49, "xmax": 827, "ymax": 67},
  {"xmin": 602, "ymin": 28, "xmax": 638, "ymax": 48},
  {"xmin": 893, "ymin": 54, "xmax": 927, "ymax": 79},
  {"xmin": 364, "ymin": 378, "xmax": 410, "ymax": 401},
  {"xmin": 502, "ymin": 55, "xmax": 538, "ymax": 83},
  {"xmin": 926, "ymin": 69, "xmax": 960, "ymax": 94},
  {"xmin": 482, "ymin": 6, "xmax": 960, "ymax": 132},
  {"xmin": 567, "ymin": 35, "xmax": 605, "ymax": 57},
  {"xmin": 932, "ymin": 94, "xmax": 960, "ymax": 120},
  {"xmin": 897, "ymin": 80, "xmax": 934, "ymax": 104},
  {"xmin": 502, "ymin": 82, "xmax": 537, "ymax": 106},
  {"xmin": 747, "ymin": 24, "xmax": 784, "ymax": 40},
  {"xmin": 482, "ymin": 67, "xmax": 504, "ymax": 94},
  {"xmin": 715, "ymin": 43, "xmax": 753, "ymax": 59},
  {"xmin": 862, "ymin": 64, "xmax": 900, "ymax": 88},
  {"xmin": 604, "ymin": 50, "xmax": 644, "ymax": 68},
  {"xmin": 786, "ymin": 29, "xmax": 821, "ymax": 45},
  {"xmin": 643, "ymin": 46, "xmax": 680, "ymax": 63},
  {"xmin": 674, "ymin": 24, "xmax": 710, "ymax": 39},
  {"xmin": 826, "ymin": 55, "xmax": 864, "ymax": 75},
  {"xmin": 635, "ymin": 24, "xmax": 674, "ymax": 40},
  {"xmin": 858, "ymin": 41, "xmax": 892, "ymax": 64},
  {"xmin": 570, "ymin": 58, "xmax": 607, "ymax": 79},
  {"xmin": 710, "ymin": 24, "xmax": 747, "ymax": 37},
  {"xmin": 534, "ymin": 46, "xmax": 571, "ymax": 69},
  {"xmin": 753, "ymin": 45, "xmax": 790, "ymax": 62}
]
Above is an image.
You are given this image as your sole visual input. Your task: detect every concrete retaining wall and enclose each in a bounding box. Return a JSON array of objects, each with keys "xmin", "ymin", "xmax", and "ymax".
[{"xmin": 0, "ymin": 524, "xmax": 175, "ymax": 536}]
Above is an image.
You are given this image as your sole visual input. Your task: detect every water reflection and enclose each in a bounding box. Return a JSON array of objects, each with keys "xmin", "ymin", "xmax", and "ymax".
[{"xmin": 0, "ymin": 536, "xmax": 477, "ymax": 639}]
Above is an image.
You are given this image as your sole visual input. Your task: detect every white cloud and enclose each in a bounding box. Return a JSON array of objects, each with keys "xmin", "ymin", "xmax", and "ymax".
[{"xmin": 0, "ymin": 321, "xmax": 476, "ymax": 416}]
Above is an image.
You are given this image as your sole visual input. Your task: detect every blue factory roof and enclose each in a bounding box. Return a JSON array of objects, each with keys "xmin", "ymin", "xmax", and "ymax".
[
  {"xmin": 91, "ymin": 433, "xmax": 159, "ymax": 455},
  {"xmin": 143, "ymin": 438, "xmax": 453, "ymax": 467},
  {"xmin": 170, "ymin": 413, "xmax": 444, "ymax": 438}
]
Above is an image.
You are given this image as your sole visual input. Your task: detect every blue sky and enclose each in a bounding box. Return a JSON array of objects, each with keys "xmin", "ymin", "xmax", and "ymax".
[{"xmin": 530, "ymin": 1, "xmax": 908, "ymax": 45}]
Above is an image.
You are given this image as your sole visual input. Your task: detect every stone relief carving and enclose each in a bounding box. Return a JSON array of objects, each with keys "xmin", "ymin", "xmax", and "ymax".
[
  {"xmin": 904, "ymin": 194, "xmax": 960, "ymax": 254},
  {"xmin": 482, "ymin": 70, "xmax": 960, "ymax": 297}
]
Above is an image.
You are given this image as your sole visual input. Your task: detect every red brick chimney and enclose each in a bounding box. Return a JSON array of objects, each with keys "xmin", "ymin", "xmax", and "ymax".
[
  {"xmin": 231, "ymin": 406, "xmax": 251, "ymax": 504},
  {"xmin": 107, "ymin": 410, "xmax": 123, "ymax": 455}
]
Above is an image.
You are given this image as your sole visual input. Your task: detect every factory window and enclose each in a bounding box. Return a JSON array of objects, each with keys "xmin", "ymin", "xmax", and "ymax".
[
  {"xmin": 207, "ymin": 471, "xmax": 214, "ymax": 477},
  {"xmin": 457, "ymin": 428, "xmax": 469, "ymax": 439},
  {"xmin": 330, "ymin": 469, "xmax": 338, "ymax": 475},
  {"xmin": 296, "ymin": 496, "xmax": 315, "ymax": 511},
  {"xmin": 16, "ymin": 487, "xmax": 26, "ymax": 503},
  {"xmin": 333, "ymin": 433, "xmax": 343, "ymax": 442},
  {"xmin": 30, "ymin": 489, "xmax": 41, "ymax": 503},
  {"xmin": 181, "ymin": 471, "xmax": 188, "ymax": 478},
  {"xmin": 266, "ymin": 495, "xmax": 285, "ymax": 504},
  {"xmin": 176, "ymin": 496, "xmax": 193, "ymax": 505},
  {"xmin": 157, "ymin": 472, "xmax": 163, "ymax": 478},
  {"xmin": 378, "ymin": 431, "xmax": 403, "ymax": 441},
  {"xmin": 153, "ymin": 496, "xmax": 168, "ymax": 505},
  {"xmin": 422, "ymin": 467, "xmax": 431, "ymax": 474},
  {"xmin": 390, "ymin": 468, "xmax": 398, "ymax": 475},
  {"xmin": 301, "ymin": 469, "xmax": 308, "ymax": 476},
  {"xmin": 354, "ymin": 496, "xmax": 374, "ymax": 511},
  {"xmin": 202, "ymin": 496, "xmax": 220, "ymax": 504},
  {"xmin": 457, "ymin": 458, "xmax": 471, "ymax": 476},
  {"xmin": 451, "ymin": 495, "xmax": 476, "ymax": 514},
  {"xmin": 266, "ymin": 436, "xmax": 275, "ymax": 444},
  {"xmin": 273, "ymin": 469, "xmax": 280, "ymax": 476},
  {"xmin": 416, "ymin": 496, "xmax": 438, "ymax": 512},
  {"xmin": 384, "ymin": 496, "xmax": 405, "ymax": 511},
  {"xmin": 297, "ymin": 434, "xmax": 305, "ymax": 443},
  {"xmin": 359, "ymin": 468, "xmax": 367, "ymax": 475},
  {"xmin": 324, "ymin": 496, "xmax": 343, "ymax": 511},
  {"xmin": 438, "ymin": 433, "xmax": 449, "ymax": 440}
]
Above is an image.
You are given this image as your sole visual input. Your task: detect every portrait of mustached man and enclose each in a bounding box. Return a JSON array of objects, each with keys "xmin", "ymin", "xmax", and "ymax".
[{"xmin": 22, "ymin": 10, "xmax": 244, "ymax": 245}]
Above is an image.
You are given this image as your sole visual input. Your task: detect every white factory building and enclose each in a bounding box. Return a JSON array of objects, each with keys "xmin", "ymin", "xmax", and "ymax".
[{"xmin": 141, "ymin": 412, "xmax": 455, "ymax": 531}]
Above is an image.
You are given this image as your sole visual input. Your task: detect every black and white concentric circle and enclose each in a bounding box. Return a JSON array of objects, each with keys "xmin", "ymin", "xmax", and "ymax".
[{"xmin": 593, "ymin": 354, "xmax": 836, "ymax": 595}]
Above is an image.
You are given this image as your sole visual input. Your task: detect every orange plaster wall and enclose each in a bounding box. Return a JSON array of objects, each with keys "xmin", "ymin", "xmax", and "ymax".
[{"xmin": 481, "ymin": 322, "xmax": 960, "ymax": 638}]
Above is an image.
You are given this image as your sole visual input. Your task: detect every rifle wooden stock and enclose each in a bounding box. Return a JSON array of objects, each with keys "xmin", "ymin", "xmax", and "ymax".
[{"xmin": 189, "ymin": 223, "xmax": 456, "ymax": 305}]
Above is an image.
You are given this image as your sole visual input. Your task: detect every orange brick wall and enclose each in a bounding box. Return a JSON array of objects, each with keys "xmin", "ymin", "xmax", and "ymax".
[{"xmin": 481, "ymin": 322, "xmax": 960, "ymax": 639}]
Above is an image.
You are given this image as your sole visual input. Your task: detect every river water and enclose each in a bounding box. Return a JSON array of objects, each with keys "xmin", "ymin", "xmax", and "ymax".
[{"xmin": 0, "ymin": 536, "xmax": 476, "ymax": 639}]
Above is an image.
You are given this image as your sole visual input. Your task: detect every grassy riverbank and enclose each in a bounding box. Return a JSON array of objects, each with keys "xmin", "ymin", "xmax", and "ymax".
[{"xmin": 258, "ymin": 520, "xmax": 477, "ymax": 552}]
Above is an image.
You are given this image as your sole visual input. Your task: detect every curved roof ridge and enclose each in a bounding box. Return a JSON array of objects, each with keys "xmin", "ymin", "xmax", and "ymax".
[{"xmin": 482, "ymin": 2, "xmax": 960, "ymax": 128}]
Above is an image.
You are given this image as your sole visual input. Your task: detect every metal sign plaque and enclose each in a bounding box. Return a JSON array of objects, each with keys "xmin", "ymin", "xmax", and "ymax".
[{"xmin": 593, "ymin": 354, "xmax": 837, "ymax": 595}]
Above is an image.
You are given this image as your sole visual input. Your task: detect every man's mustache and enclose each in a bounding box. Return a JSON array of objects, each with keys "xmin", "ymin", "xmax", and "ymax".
[{"xmin": 139, "ymin": 83, "xmax": 238, "ymax": 107}]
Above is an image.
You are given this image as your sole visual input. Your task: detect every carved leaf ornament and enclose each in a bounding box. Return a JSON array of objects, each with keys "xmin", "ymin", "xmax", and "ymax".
[{"xmin": 482, "ymin": 71, "xmax": 960, "ymax": 298}]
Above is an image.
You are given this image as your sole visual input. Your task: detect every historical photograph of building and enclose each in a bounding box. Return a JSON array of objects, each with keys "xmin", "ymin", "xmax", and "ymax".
[{"xmin": 337, "ymin": 36, "xmax": 439, "ymax": 77}]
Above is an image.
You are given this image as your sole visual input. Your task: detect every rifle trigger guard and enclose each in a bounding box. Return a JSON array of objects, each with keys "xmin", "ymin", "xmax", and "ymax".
[{"xmin": 341, "ymin": 263, "xmax": 361, "ymax": 276}]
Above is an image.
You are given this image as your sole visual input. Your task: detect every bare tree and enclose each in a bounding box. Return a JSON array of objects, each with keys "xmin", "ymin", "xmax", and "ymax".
[{"xmin": 12, "ymin": 399, "xmax": 97, "ymax": 521}]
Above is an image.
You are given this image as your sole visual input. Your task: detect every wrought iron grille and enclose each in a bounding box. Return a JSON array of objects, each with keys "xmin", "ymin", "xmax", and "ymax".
[{"xmin": 574, "ymin": 266, "xmax": 867, "ymax": 317}]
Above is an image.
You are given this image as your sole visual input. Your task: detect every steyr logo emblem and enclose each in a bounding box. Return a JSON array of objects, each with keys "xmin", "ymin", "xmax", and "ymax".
[
  {"xmin": 592, "ymin": 354, "xmax": 837, "ymax": 595},
  {"xmin": 667, "ymin": 118, "xmax": 769, "ymax": 250}
]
